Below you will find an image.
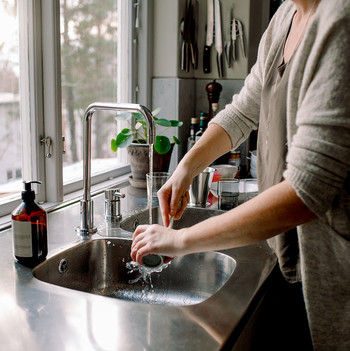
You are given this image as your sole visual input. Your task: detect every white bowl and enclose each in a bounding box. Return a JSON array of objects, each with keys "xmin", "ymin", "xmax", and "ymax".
[
  {"xmin": 249, "ymin": 150, "xmax": 257, "ymax": 178},
  {"xmin": 213, "ymin": 164, "xmax": 238, "ymax": 179},
  {"xmin": 210, "ymin": 165, "xmax": 238, "ymax": 197}
]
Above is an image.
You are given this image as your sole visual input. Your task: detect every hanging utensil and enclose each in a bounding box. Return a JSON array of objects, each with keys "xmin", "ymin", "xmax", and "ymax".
[
  {"xmin": 203, "ymin": 0, "xmax": 214, "ymax": 73},
  {"xmin": 191, "ymin": 0, "xmax": 199, "ymax": 69},
  {"xmin": 232, "ymin": 17, "xmax": 237, "ymax": 61},
  {"xmin": 181, "ymin": 0, "xmax": 192, "ymax": 72},
  {"xmin": 214, "ymin": 0, "xmax": 223, "ymax": 77},
  {"xmin": 236, "ymin": 19, "xmax": 246, "ymax": 58},
  {"xmin": 224, "ymin": 8, "xmax": 232, "ymax": 68}
]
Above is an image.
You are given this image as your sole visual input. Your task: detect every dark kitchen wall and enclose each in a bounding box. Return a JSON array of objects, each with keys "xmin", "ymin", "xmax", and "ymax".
[{"xmin": 151, "ymin": 0, "xmax": 271, "ymax": 171}]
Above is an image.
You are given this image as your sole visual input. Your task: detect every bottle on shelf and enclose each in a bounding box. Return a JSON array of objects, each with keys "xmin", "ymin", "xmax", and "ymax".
[
  {"xmin": 12, "ymin": 181, "xmax": 48, "ymax": 267},
  {"xmin": 195, "ymin": 113, "xmax": 209, "ymax": 143},
  {"xmin": 187, "ymin": 117, "xmax": 200, "ymax": 152},
  {"xmin": 228, "ymin": 150, "xmax": 242, "ymax": 178}
]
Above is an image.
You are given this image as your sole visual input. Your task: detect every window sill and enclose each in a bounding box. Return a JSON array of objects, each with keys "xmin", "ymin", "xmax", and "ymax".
[{"xmin": 0, "ymin": 171, "xmax": 131, "ymax": 232}]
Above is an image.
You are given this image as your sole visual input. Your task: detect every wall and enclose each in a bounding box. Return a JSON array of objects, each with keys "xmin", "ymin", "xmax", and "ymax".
[{"xmin": 151, "ymin": 0, "xmax": 270, "ymax": 172}]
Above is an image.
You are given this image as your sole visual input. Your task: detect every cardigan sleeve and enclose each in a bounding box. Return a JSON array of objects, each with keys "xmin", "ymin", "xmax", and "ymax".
[
  {"xmin": 208, "ymin": 2, "xmax": 294, "ymax": 150},
  {"xmin": 207, "ymin": 60, "xmax": 263, "ymax": 150},
  {"xmin": 284, "ymin": 17, "xmax": 350, "ymax": 217}
]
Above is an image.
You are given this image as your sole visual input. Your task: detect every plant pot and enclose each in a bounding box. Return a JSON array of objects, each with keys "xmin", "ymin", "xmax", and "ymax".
[{"xmin": 127, "ymin": 143, "xmax": 174, "ymax": 186}]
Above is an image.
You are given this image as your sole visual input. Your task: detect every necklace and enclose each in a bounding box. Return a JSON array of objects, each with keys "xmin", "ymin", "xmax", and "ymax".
[{"xmin": 284, "ymin": 0, "xmax": 318, "ymax": 62}]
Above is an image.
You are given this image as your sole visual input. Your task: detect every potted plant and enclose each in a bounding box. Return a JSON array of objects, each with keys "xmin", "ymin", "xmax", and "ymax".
[{"xmin": 111, "ymin": 108, "xmax": 183, "ymax": 186}]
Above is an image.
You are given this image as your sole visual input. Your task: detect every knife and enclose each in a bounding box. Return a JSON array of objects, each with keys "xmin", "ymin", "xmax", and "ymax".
[
  {"xmin": 191, "ymin": 0, "xmax": 199, "ymax": 69},
  {"xmin": 203, "ymin": 0, "xmax": 214, "ymax": 73},
  {"xmin": 181, "ymin": 0, "xmax": 192, "ymax": 72},
  {"xmin": 214, "ymin": 0, "xmax": 223, "ymax": 77},
  {"xmin": 232, "ymin": 18, "xmax": 237, "ymax": 61}
]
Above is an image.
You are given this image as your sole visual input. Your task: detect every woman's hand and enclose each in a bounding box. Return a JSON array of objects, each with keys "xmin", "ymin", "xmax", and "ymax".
[
  {"xmin": 157, "ymin": 169, "xmax": 192, "ymax": 227},
  {"xmin": 131, "ymin": 224, "xmax": 185, "ymax": 265},
  {"xmin": 157, "ymin": 124, "xmax": 233, "ymax": 227}
]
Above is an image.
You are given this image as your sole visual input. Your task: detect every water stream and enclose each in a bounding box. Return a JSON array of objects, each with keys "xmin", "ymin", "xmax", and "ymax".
[
  {"xmin": 125, "ymin": 143, "xmax": 172, "ymax": 284},
  {"xmin": 148, "ymin": 144, "xmax": 154, "ymax": 224}
]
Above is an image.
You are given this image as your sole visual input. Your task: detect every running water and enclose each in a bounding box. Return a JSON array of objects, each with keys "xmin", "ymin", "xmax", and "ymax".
[
  {"xmin": 126, "ymin": 143, "xmax": 171, "ymax": 284},
  {"xmin": 126, "ymin": 260, "xmax": 172, "ymax": 285},
  {"xmin": 148, "ymin": 143, "xmax": 154, "ymax": 224}
]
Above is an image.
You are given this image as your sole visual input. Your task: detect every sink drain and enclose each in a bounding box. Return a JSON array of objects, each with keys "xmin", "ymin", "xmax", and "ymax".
[{"xmin": 58, "ymin": 258, "xmax": 68, "ymax": 274}]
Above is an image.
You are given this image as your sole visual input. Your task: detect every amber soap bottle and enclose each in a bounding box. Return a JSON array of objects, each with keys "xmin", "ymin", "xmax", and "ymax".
[{"xmin": 12, "ymin": 181, "xmax": 48, "ymax": 267}]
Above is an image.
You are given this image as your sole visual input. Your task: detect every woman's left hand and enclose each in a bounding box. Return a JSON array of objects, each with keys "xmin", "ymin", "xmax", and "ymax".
[{"xmin": 131, "ymin": 224, "xmax": 185, "ymax": 265}]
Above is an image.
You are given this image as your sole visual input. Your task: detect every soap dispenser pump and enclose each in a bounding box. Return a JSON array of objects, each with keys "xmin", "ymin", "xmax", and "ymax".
[{"xmin": 12, "ymin": 181, "xmax": 48, "ymax": 267}]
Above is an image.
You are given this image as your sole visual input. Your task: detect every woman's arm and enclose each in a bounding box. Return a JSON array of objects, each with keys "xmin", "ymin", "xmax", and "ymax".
[
  {"xmin": 156, "ymin": 4, "xmax": 294, "ymax": 227},
  {"xmin": 131, "ymin": 180, "xmax": 317, "ymax": 264},
  {"xmin": 157, "ymin": 123, "xmax": 232, "ymax": 227}
]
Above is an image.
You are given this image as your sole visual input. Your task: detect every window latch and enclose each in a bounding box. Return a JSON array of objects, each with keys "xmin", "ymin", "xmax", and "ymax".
[
  {"xmin": 134, "ymin": 1, "xmax": 139, "ymax": 29},
  {"xmin": 40, "ymin": 136, "xmax": 52, "ymax": 158},
  {"xmin": 62, "ymin": 136, "xmax": 66, "ymax": 155}
]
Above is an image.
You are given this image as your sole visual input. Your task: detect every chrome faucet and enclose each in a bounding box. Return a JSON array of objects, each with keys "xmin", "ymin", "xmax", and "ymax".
[
  {"xmin": 104, "ymin": 188, "xmax": 125, "ymax": 223},
  {"xmin": 76, "ymin": 102, "xmax": 156, "ymax": 237}
]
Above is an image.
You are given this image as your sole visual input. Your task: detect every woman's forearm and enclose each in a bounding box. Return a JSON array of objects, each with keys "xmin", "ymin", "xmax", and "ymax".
[
  {"xmin": 177, "ymin": 123, "xmax": 233, "ymax": 178},
  {"xmin": 177, "ymin": 180, "xmax": 317, "ymax": 255}
]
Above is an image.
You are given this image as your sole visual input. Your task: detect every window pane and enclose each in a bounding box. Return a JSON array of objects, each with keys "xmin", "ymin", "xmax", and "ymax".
[
  {"xmin": 60, "ymin": 0, "xmax": 125, "ymax": 185},
  {"xmin": 0, "ymin": 1, "xmax": 22, "ymax": 201}
]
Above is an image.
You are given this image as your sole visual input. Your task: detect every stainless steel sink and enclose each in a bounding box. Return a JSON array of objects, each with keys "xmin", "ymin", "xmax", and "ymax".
[
  {"xmin": 120, "ymin": 206, "xmax": 225, "ymax": 231},
  {"xmin": 33, "ymin": 237, "xmax": 236, "ymax": 306}
]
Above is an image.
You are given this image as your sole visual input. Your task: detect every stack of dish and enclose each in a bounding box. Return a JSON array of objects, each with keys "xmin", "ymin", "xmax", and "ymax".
[{"xmin": 249, "ymin": 150, "xmax": 257, "ymax": 178}]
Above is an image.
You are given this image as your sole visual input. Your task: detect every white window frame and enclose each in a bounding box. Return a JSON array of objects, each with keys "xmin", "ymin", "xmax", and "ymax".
[{"xmin": 0, "ymin": 0, "xmax": 136, "ymax": 218}]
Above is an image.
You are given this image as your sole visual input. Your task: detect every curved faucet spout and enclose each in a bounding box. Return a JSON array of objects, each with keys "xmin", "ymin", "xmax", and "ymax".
[{"xmin": 76, "ymin": 102, "xmax": 156, "ymax": 237}]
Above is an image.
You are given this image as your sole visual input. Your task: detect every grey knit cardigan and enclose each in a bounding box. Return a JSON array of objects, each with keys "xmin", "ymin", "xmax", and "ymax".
[{"xmin": 210, "ymin": 0, "xmax": 350, "ymax": 349}]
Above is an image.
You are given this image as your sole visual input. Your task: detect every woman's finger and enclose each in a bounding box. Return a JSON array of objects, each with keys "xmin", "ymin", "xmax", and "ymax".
[
  {"xmin": 135, "ymin": 244, "xmax": 152, "ymax": 265},
  {"xmin": 158, "ymin": 184, "xmax": 172, "ymax": 227},
  {"xmin": 132, "ymin": 224, "xmax": 149, "ymax": 241},
  {"xmin": 173, "ymin": 191, "xmax": 189, "ymax": 220}
]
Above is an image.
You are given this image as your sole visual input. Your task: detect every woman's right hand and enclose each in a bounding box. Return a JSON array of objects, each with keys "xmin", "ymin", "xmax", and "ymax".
[
  {"xmin": 157, "ymin": 124, "xmax": 233, "ymax": 227},
  {"xmin": 157, "ymin": 167, "xmax": 192, "ymax": 227}
]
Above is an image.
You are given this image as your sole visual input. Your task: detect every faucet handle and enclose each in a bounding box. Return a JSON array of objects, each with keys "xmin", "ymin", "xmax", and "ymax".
[
  {"xmin": 104, "ymin": 188, "xmax": 125, "ymax": 223},
  {"xmin": 104, "ymin": 188, "xmax": 125, "ymax": 201},
  {"xmin": 114, "ymin": 189, "xmax": 125, "ymax": 199}
]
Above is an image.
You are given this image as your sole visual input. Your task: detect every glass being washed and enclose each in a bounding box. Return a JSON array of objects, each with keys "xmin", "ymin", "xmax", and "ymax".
[
  {"xmin": 146, "ymin": 172, "xmax": 170, "ymax": 199},
  {"xmin": 218, "ymin": 178, "xmax": 240, "ymax": 211}
]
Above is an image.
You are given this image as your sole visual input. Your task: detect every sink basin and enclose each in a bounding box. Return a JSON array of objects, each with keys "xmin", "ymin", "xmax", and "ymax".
[
  {"xmin": 120, "ymin": 206, "xmax": 225, "ymax": 231},
  {"xmin": 33, "ymin": 237, "xmax": 236, "ymax": 306},
  {"xmin": 33, "ymin": 207, "xmax": 236, "ymax": 306}
]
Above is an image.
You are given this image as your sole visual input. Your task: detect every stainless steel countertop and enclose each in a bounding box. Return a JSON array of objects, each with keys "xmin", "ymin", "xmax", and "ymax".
[{"xmin": 0, "ymin": 180, "xmax": 276, "ymax": 351}]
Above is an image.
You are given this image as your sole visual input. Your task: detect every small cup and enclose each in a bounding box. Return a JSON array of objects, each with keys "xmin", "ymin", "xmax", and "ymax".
[
  {"xmin": 217, "ymin": 178, "xmax": 240, "ymax": 211},
  {"xmin": 146, "ymin": 172, "xmax": 170, "ymax": 198},
  {"xmin": 189, "ymin": 167, "xmax": 215, "ymax": 207},
  {"xmin": 244, "ymin": 179, "xmax": 259, "ymax": 202}
]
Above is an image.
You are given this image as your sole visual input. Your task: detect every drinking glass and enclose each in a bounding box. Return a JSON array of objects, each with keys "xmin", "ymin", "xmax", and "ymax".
[
  {"xmin": 146, "ymin": 172, "xmax": 170, "ymax": 198},
  {"xmin": 217, "ymin": 178, "xmax": 240, "ymax": 211}
]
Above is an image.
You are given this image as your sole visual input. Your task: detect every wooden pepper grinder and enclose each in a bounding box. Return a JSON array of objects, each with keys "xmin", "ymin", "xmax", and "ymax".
[{"xmin": 206, "ymin": 80, "xmax": 222, "ymax": 120}]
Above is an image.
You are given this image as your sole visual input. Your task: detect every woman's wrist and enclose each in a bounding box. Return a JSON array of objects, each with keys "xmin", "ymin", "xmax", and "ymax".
[{"xmin": 174, "ymin": 228, "xmax": 192, "ymax": 256}]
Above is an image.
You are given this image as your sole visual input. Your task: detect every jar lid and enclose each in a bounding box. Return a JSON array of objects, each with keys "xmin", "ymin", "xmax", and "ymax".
[{"xmin": 191, "ymin": 117, "xmax": 199, "ymax": 124}]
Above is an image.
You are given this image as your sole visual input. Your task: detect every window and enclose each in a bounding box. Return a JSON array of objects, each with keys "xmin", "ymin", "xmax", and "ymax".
[
  {"xmin": 0, "ymin": 0, "xmax": 134, "ymax": 217},
  {"xmin": 60, "ymin": 0, "xmax": 129, "ymax": 190},
  {"xmin": 0, "ymin": 1, "xmax": 22, "ymax": 204}
]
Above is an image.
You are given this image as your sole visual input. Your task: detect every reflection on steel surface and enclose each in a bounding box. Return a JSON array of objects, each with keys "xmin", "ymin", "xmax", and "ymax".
[{"xmin": 33, "ymin": 237, "xmax": 236, "ymax": 306}]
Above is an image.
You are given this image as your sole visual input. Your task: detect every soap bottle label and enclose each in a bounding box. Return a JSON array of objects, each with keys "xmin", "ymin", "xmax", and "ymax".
[{"xmin": 12, "ymin": 220, "xmax": 33, "ymax": 257}]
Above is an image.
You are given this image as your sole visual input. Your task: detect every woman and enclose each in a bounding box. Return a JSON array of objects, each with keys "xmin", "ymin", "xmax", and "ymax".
[{"xmin": 131, "ymin": 0, "xmax": 350, "ymax": 349}]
